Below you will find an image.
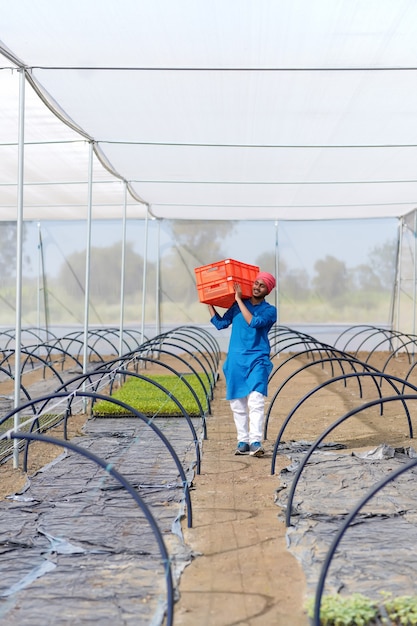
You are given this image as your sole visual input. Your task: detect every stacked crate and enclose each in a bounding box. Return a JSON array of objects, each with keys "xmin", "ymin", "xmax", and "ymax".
[{"xmin": 194, "ymin": 259, "xmax": 259, "ymax": 308}]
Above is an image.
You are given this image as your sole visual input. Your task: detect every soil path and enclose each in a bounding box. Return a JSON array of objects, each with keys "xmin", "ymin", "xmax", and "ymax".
[{"xmin": 175, "ymin": 372, "xmax": 309, "ymax": 626}]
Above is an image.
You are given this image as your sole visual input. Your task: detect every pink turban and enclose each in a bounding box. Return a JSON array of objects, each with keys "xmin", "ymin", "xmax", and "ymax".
[{"xmin": 255, "ymin": 272, "xmax": 276, "ymax": 294}]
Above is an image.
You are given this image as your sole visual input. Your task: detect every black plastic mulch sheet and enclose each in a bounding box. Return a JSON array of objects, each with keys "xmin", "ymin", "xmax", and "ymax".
[
  {"xmin": 0, "ymin": 415, "xmax": 201, "ymax": 625},
  {"xmin": 275, "ymin": 442, "xmax": 417, "ymax": 601}
]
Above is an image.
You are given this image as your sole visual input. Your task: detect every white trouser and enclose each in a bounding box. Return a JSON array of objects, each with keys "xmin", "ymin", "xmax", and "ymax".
[{"xmin": 229, "ymin": 391, "xmax": 265, "ymax": 444}]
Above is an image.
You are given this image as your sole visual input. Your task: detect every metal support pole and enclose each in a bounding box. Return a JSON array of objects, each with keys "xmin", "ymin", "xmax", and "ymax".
[
  {"xmin": 119, "ymin": 182, "xmax": 127, "ymax": 357},
  {"xmin": 13, "ymin": 68, "xmax": 25, "ymax": 468},
  {"xmin": 37, "ymin": 222, "xmax": 41, "ymax": 336},
  {"xmin": 140, "ymin": 206, "xmax": 149, "ymax": 343},
  {"xmin": 37, "ymin": 223, "xmax": 49, "ymax": 340},
  {"xmin": 274, "ymin": 220, "xmax": 280, "ymax": 325},
  {"xmin": 82, "ymin": 142, "xmax": 94, "ymax": 384},
  {"xmin": 413, "ymin": 210, "xmax": 417, "ymax": 342},
  {"xmin": 394, "ymin": 218, "xmax": 403, "ymax": 344},
  {"xmin": 156, "ymin": 219, "xmax": 161, "ymax": 337}
]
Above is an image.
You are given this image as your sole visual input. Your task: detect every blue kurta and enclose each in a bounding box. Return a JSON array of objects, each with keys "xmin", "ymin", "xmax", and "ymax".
[{"xmin": 210, "ymin": 300, "xmax": 277, "ymax": 400}]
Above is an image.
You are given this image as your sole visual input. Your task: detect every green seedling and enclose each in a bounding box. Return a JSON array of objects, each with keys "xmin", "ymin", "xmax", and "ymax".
[{"xmin": 93, "ymin": 373, "xmax": 208, "ymax": 417}]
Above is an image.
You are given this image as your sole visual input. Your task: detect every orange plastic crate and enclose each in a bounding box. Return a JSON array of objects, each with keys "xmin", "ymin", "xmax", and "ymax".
[{"xmin": 194, "ymin": 259, "xmax": 259, "ymax": 308}]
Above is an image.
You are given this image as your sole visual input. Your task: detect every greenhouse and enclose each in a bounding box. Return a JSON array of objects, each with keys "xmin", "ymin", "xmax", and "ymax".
[{"xmin": 2, "ymin": 2, "xmax": 417, "ymax": 625}]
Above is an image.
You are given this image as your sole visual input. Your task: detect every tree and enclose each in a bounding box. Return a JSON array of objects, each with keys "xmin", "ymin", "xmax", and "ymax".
[
  {"xmin": 350, "ymin": 264, "xmax": 383, "ymax": 292},
  {"xmin": 313, "ymin": 255, "xmax": 348, "ymax": 300},
  {"xmin": 0, "ymin": 221, "xmax": 29, "ymax": 282},
  {"xmin": 367, "ymin": 239, "xmax": 397, "ymax": 290},
  {"xmin": 282, "ymin": 268, "xmax": 310, "ymax": 299},
  {"xmin": 168, "ymin": 220, "xmax": 236, "ymax": 266},
  {"xmin": 255, "ymin": 251, "xmax": 311, "ymax": 300},
  {"xmin": 161, "ymin": 220, "xmax": 236, "ymax": 305},
  {"xmin": 53, "ymin": 241, "xmax": 152, "ymax": 302},
  {"xmin": 255, "ymin": 251, "xmax": 279, "ymax": 276}
]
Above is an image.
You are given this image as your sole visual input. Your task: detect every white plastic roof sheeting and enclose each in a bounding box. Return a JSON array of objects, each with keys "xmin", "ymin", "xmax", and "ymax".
[{"xmin": 1, "ymin": 0, "xmax": 417, "ymax": 221}]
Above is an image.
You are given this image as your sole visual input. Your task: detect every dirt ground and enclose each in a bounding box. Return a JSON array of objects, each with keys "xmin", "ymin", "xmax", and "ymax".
[
  {"xmin": 173, "ymin": 350, "xmax": 416, "ymax": 626},
  {"xmin": 1, "ymin": 350, "xmax": 415, "ymax": 625}
]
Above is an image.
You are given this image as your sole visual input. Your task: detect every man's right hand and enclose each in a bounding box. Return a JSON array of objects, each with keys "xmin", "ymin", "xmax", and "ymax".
[{"xmin": 234, "ymin": 282, "xmax": 243, "ymax": 300}]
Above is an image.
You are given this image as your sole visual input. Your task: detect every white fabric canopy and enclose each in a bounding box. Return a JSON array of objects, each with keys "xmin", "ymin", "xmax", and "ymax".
[{"xmin": 1, "ymin": 0, "xmax": 417, "ymax": 221}]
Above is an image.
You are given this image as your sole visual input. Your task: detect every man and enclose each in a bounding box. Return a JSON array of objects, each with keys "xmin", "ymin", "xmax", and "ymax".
[{"xmin": 208, "ymin": 271, "xmax": 277, "ymax": 456}]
